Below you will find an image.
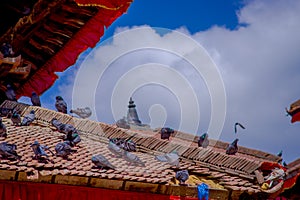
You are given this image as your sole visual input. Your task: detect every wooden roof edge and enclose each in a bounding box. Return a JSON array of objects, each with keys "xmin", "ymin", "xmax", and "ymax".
[
  {"xmin": 0, "ymin": 169, "xmax": 230, "ymax": 199},
  {"xmin": 0, "ymin": 0, "xmax": 66, "ymax": 50},
  {"xmin": 0, "ymin": 101, "xmax": 279, "ymax": 175},
  {"xmin": 287, "ymin": 158, "xmax": 300, "ymax": 169}
]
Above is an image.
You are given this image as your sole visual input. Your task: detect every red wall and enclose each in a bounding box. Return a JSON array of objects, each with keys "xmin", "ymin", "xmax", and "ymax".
[{"xmin": 0, "ymin": 181, "xmax": 172, "ymax": 200}]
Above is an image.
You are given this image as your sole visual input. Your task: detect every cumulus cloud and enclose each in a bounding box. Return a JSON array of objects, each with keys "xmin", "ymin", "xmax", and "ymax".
[{"xmin": 45, "ymin": 0, "xmax": 300, "ymax": 162}]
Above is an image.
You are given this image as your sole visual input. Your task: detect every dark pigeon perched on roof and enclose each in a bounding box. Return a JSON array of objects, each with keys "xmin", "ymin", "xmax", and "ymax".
[
  {"xmin": 0, "ymin": 107, "xmax": 14, "ymax": 117},
  {"xmin": 198, "ymin": 133, "xmax": 209, "ymax": 148},
  {"xmin": 277, "ymin": 150, "xmax": 283, "ymax": 157},
  {"xmin": 21, "ymin": 110, "xmax": 35, "ymax": 126},
  {"xmin": 226, "ymin": 138, "xmax": 239, "ymax": 155},
  {"xmin": 5, "ymin": 84, "xmax": 17, "ymax": 101},
  {"xmin": 31, "ymin": 141, "xmax": 54, "ymax": 160},
  {"xmin": 31, "ymin": 92, "xmax": 41, "ymax": 106},
  {"xmin": 11, "ymin": 110, "xmax": 21, "ymax": 126},
  {"xmin": 0, "ymin": 117, "xmax": 7, "ymax": 138},
  {"xmin": 55, "ymin": 141, "xmax": 73, "ymax": 159},
  {"xmin": 65, "ymin": 130, "xmax": 81, "ymax": 147},
  {"xmin": 108, "ymin": 141, "xmax": 124, "ymax": 158},
  {"xmin": 175, "ymin": 170, "xmax": 189, "ymax": 185},
  {"xmin": 55, "ymin": 96, "xmax": 67, "ymax": 114},
  {"xmin": 123, "ymin": 151, "xmax": 145, "ymax": 167},
  {"xmin": 92, "ymin": 154, "xmax": 116, "ymax": 170},
  {"xmin": 160, "ymin": 127, "xmax": 174, "ymax": 140},
  {"xmin": 0, "ymin": 142, "xmax": 20, "ymax": 160}
]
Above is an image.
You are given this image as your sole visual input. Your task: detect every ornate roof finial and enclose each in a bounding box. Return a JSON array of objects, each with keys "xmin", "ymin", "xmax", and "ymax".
[
  {"xmin": 128, "ymin": 97, "xmax": 136, "ymax": 108},
  {"xmin": 127, "ymin": 97, "xmax": 141, "ymax": 125}
]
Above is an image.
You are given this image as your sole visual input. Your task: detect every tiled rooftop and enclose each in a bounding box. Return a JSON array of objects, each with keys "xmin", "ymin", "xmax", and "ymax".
[{"xmin": 0, "ymin": 100, "xmax": 285, "ymax": 198}]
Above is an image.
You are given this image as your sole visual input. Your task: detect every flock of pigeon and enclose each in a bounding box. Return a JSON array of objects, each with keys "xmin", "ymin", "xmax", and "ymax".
[
  {"xmin": 0, "ymin": 85, "xmax": 189, "ymax": 184},
  {"xmin": 1, "ymin": 84, "xmax": 284, "ymax": 186},
  {"xmin": 159, "ymin": 123, "xmax": 244, "ymax": 156}
]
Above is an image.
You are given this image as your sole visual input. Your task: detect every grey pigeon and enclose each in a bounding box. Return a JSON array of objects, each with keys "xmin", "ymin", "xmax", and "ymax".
[
  {"xmin": 226, "ymin": 139, "xmax": 239, "ymax": 155},
  {"xmin": 160, "ymin": 127, "xmax": 174, "ymax": 140},
  {"xmin": 5, "ymin": 84, "xmax": 17, "ymax": 101},
  {"xmin": 51, "ymin": 118, "xmax": 65, "ymax": 132},
  {"xmin": 155, "ymin": 151, "xmax": 179, "ymax": 166},
  {"xmin": 30, "ymin": 141, "xmax": 54, "ymax": 159},
  {"xmin": 55, "ymin": 96, "xmax": 67, "ymax": 114},
  {"xmin": 116, "ymin": 117, "xmax": 130, "ymax": 129},
  {"xmin": 31, "ymin": 92, "xmax": 41, "ymax": 106},
  {"xmin": 123, "ymin": 151, "xmax": 145, "ymax": 167},
  {"xmin": 175, "ymin": 170, "xmax": 189, "ymax": 185},
  {"xmin": 21, "ymin": 110, "xmax": 35, "ymax": 126},
  {"xmin": 234, "ymin": 122, "xmax": 245, "ymax": 134},
  {"xmin": 198, "ymin": 133, "xmax": 209, "ymax": 148},
  {"xmin": 0, "ymin": 142, "xmax": 20, "ymax": 160},
  {"xmin": 55, "ymin": 141, "xmax": 73, "ymax": 158},
  {"xmin": 0, "ymin": 117, "xmax": 7, "ymax": 138},
  {"xmin": 62, "ymin": 124, "xmax": 77, "ymax": 134},
  {"xmin": 70, "ymin": 107, "xmax": 92, "ymax": 119},
  {"xmin": 11, "ymin": 111, "xmax": 21, "ymax": 126},
  {"xmin": 108, "ymin": 141, "xmax": 124, "ymax": 158},
  {"xmin": 109, "ymin": 137, "xmax": 136, "ymax": 152},
  {"xmin": 91, "ymin": 154, "xmax": 116, "ymax": 170}
]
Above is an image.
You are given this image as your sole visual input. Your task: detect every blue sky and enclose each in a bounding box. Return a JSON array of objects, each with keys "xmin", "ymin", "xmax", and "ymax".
[
  {"xmin": 103, "ymin": 0, "xmax": 242, "ymax": 36},
  {"xmin": 21, "ymin": 0, "xmax": 300, "ymax": 163}
]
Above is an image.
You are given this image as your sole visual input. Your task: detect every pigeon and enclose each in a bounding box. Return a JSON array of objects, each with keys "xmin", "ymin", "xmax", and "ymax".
[
  {"xmin": 160, "ymin": 127, "xmax": 174, "ymax": 140},
  {"xmin": 30, "ymin": 141, "xmax": 54, "ymax": 159},
  {"xmin": 5, "ymin": 84, "xmax": 17, "ymax": 101},
  {"xmin": 198, "ymin": 133, "xmax": 209, "ymax": 148},
  {"xmin": 1, "ymin": 43, "xmax": 13, "ymax": 57},
  {"xmin": 277, "ymin": 150, "xmax": 283, "ymax": 157},
  {"xmin": 109, "ymin": 137, "xmax": 136, "ymax": 152},
  {"xmin": 175, "ymin": 170, "xmax": 189, "ymax": 185},
  {"xmin": 55, "ymin": 141, "xmax": 73, "ymax": 158},
  {"xmin": 70, "ymin": 107, "xmax": 92, "ymax": 119},
  {"xmin": 51, "ymin": 118, "xmax": 65, "ymax": 132},
  {"xmin": 0, "ymin": 142, "xmax": 20, "ymax": 160},
  {"xmin": 91, "ymin": 154, "xmax": 116, "ymax": 170},
  {"xmin": 0, "ymin": 117, "xmax": 7, "ymax": 138},
  {"xmin": 155, "ymin": 151, "xmax": 179, "ymax": 166},
  {"xmin": 31, "ymin": 92, "xmax": 41, "ymax": 106},
  {"xmin": 116, "ymin": 117, "xmax": 130, "ymax": 129},
  {"xmin": 234, "ymin": 122, "xmax": 245, "ymax": 134},
  {"xmin": 55, "ymin": 96, "xmax": 67, "ymax": 114},
  {"xmin": 0, "ymin": 107, "xmax": 13, "ymax": 117},
  {"xmin": 226, "ymin": 139, "xmax": 239, "ymax": 155},
  {"xmin": 65, "ymin": 131, "xmax": 81, "ymax": 147},
  {"xmin": 11, "ymin": 111, "xmax": 21, "ymax": 126},
  {"xmin": 123, "ymin": 151, "xmax": 145, "ymax": 167},
  {"xmin": 21, "ymin": 110, "xmax": 35, "ymax": 126},
  {"xmin": 108, "ymin": 141, "xmax": 124, "ymax": 158}
]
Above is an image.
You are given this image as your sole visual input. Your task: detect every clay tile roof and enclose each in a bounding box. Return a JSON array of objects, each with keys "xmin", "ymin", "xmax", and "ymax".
[{"xmin": 0, "ymin": 100, "xmax": 284, "ymax": 196}]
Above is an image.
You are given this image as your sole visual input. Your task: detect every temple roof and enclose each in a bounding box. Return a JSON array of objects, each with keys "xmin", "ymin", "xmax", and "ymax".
[
  {"xmin": 0, "ymin": 0, "xmax": 132, "ymax": 102},
  {"xmin": 0, "ymin": 100, "xmax": 288, "ymax": 199}
]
